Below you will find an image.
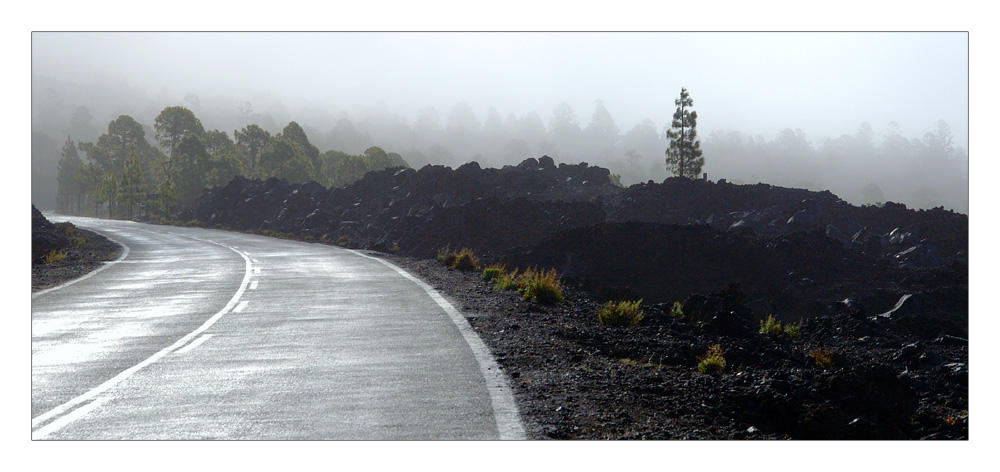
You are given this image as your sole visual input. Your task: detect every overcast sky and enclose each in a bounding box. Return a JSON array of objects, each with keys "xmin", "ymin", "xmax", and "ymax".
[{"xmin": 31, "ymin": 31, "xmax": 968, "ymax": 148}]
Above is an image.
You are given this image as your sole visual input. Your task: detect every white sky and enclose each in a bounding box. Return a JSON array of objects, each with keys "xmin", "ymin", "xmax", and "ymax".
[{"xmin": 31, "ymin": 31, "xmax": 968, "ymax": 147}]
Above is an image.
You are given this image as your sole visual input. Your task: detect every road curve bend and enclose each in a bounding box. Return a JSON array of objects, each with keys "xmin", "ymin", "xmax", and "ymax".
[{"xmin": 31, "ymin": 216, "xmax": 525, "ymax": 440}]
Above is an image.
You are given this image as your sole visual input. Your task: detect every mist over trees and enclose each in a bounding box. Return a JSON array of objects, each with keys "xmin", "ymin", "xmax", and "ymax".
[
  {"xmin": 45, "ymin": 102, "xmax": 416, "ymax": 219},
  {"xmin": 32, "ymin": 80, "xmax": 969, "ymax": 215},
  {"xmin": 700, "ymin": 120, "xmax": 968, "ymax": 212}
]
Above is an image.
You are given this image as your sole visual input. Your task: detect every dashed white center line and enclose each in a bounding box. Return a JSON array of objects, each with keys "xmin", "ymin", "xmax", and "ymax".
[
  {"xmin": 32, "ymin": 236, "xmax": 254, "ymax": 438},
  {"xmin": 253, "ymin": 267, "xmax": 261, "ymax": 275},
  {"xmin": 32, "ymin": 396, "xmax": 112, "ymax": 439},
  {"xmin": 250, "ymin": 280, "xmax": 259, "ymax": 290},
  {"xmin": 177, "ymin": 334, "xmax": 214, "ymax": 354}
]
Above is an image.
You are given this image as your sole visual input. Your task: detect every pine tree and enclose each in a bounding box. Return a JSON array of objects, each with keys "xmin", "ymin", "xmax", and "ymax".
[
  {"xmin": 57, "ymin": 137, "xmax": 83, "ymax": 214},
  {"xmin": 158, "ymin": 177, "xmax": 177, "ymax": 218},
  {"xmin": 665, "ymin": 87, "xmax": 705, "ymax": 178},
  {"xmin": 98, "ymin": 171, "xmax": 119, "ymax": 218},
  {"xmin": 120, "ymin": 145, "xmax": 146, "ymax": 219}
]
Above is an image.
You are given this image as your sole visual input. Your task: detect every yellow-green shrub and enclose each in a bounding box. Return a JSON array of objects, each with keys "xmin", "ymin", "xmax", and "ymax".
[
  {"xmin": 493, "ymin": 269, "xmax": 520, "ymax": 291},
  {"xmin": 808, "ymin": 349, "xmax": 833, "ymax": 369},
  {"xmin": 759, "ymin": 314, "xmax": 783, "ymax": 336},
  {"xmin": 45, "ymin": 249, "xmax": 67, "ymax": 264},
  {"xmin": 482, "ymin": 264, "xmax": 505, "ymax": 282},
  {"xmin": 451, "ymin": 247, "xmax": 479, "ymax": 271},
  {"xmin": 598, "ymin": 299, "xmax": 645, "ymax": 328},
  {"xmin": 670, "ymin": 300, "xmax": 685, "ymax": 318},
  {"xmin": 517, "ymin": 267, "xmax": 563, "ymax": 305},
  {"xmin": 784, "ymin": 321, "xmax": 802, "ymax": 339},
  {"xmin": 697, "ymin": 345, "xmax": 726, "ymax": 373},
  {"xmin": 437, "ymin": 245, "xmax": 456, "ymax": 266}
]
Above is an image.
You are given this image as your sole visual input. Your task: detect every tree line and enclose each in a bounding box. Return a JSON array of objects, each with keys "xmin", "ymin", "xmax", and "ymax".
[
  {"xmin": 54, "ymin": 107, "xmax": 409, "ymax": 218},
  {"xmin": 37, "ymin": 93, "xmax": 967, "ymax": 214},
  {"xmin": 700, "ymin": 119, "xmax": 968, "ymax": 213}
]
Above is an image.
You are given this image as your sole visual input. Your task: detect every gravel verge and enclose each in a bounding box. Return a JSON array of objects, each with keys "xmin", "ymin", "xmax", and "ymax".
[
  {"xmin": 32, "ymin": 227, "xmax": 124, "ymax": 292},
  {"xmin": 381, "ymin": 252, "xmax": 968, "ymax": 440}
]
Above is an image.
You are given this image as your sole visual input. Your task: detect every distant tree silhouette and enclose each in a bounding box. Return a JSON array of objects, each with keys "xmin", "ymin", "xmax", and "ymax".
[
  {"xmin": 665, "ymin": 88, "xmax": 704, "ymax": 178},
  {"xmin": 57, "ymin": 137, "xmax": 83, "ymax": 214}
]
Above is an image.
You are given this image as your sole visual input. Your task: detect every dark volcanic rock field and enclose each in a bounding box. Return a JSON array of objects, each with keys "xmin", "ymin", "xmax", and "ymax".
[
  {"xmin": 32, "ymin": 206, "xmax": 123, "ymax": 291},
  {"xmin": 176, "ymin": 157, "xmax": 968, "ymax": 439}
]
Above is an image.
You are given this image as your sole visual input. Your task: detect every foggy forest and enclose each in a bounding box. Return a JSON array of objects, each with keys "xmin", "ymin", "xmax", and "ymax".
[
  {"xmin": 31, "ymin": 32, "xmax": 969, "ymax": 218},
  {"xmin": 31, "ymin": 89, "xmax": 969, "ymax": 217}
]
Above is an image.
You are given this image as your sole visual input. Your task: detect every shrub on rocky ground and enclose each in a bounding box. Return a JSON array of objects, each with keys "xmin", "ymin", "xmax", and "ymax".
[
  {"xmin": 759, "ymin": 314, "xmax": 783, "ymax": 336},
  {"xmin": 482, "ymin": 264, "xmax": 505, "ymax": 282},
  {"xmin": 670, "ymin": 300, "xmax": 685, "ymax": 318},
  {"xmin": 517, "ymin": 267, "xmax": 564, "ymax": 305},
  {"xmin": 45, "ymin": 249, "xmax": 67, "ymax": 264},
  {"xmin": 451, "ymin": 247, "xmax": 479, "ymax": 271},
  {"xmin": 597, "ymin": 299, "xmax": 644, "ymax": 327},
  {"xmin": 808, "ymin": 349, "xmax": 834, "ymax": 369},
  {"xmin": 493, "ymin": 269, "xmax": 520, "ymax": 291},
  {"xmin": 784, "ymin": 320, "xmax": 802, "ymax": 339},
  {"xmin": 697, "ymin": 344, "xmax": 726, "ymax": 373},
  {"xmin": 437, "ymin": 245, "xmax": 457, "ymax": 266}
]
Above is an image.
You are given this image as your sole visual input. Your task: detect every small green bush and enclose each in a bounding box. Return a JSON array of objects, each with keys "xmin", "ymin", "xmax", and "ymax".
[
  {"xmin": 697, "ymin": 345, "xmax": 726, "ymax": 373},
  {"xmin": 517, "ymin": 267, "xmax": 563, "ymax": 305},
  {"xmin": 57, "ymin": 222, "xmax": 76, "ymax": 237},
  {"xmin": 436, "ymin": 245, "xmax": 456, "ymax": 266},
  {"xmin": 670, "ymin": 301, "xmax": 685, "ymax": 318},
  {"xmin": 482, "ymin": 264, "xmax": 505, "ymax": 282},
  {"xmin": 45, "ymin": 249, "xmax": 67, "ymax": 264},
  {"xmin": 70, "ymin": 236, "xmax": 87, "ymax": 248},
  {"xmin": 784, "ymin": 320, "xmax": 802, "ymax": 339},
  {"xmin": 598, "ymin": 299, "xmax": 645, "ymax": 328},
  {"xmin": 808, "ymin": 349, "xmax": 833, "ymax": 369},
  {"xmin": 493, "ymin": 269, "xmax": 520, "ymax": 291},
  {"xmin": 451, "ymin": 247, "xmax": 479, "ymax": 271},
  {"xmin": 698, "ymin": 344, "xmax": 726, "ymax": 374},
  {"xmin": 759, "ymin": 314, "xmax": 783, "ymax": 336}
]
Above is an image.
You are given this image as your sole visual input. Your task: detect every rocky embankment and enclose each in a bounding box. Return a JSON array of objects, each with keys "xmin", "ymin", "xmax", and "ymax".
[
  {"xmin": 177, "ymin": 157, "xmax": 968, "ymax": 439},
  {"xmin": 32, "ymin": 206, "xmax": 122, "ymax": 291},
  {"xmin": 179, "ymin": 157, "xmax": 615, "ymax": 260}
]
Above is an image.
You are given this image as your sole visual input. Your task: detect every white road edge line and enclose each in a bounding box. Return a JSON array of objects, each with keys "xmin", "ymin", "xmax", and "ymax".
[
  {"xmin": 32, "ymin": 231, "xmax": 130, "ymax": 299},
  {"xmin": 177, "ymin": 333, "xmax": 215, "ymax": 354},
  {"xmin": 233, "ymin": 301, "xmax": 249, "ymax": 313},
  {"xmin": 31, "ymin": 396, "xmax": 113, "ymax": 439},
  {"xmin": 347, "ymin": 249, "xmax": 527, "ymax": 440},
  {"xmin": 31, "ymin": 235, "xmax": 253, "ymax": 439}
]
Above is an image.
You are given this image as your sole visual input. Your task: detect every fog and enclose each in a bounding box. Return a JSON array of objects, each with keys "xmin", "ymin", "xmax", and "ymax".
[{"xmin": 31, "ymin": 32, "xmax": 968, "ymax": 212}]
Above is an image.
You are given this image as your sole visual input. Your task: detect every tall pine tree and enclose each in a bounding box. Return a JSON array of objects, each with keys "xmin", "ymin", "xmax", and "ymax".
[
  {"xmin": 665, "ymin": 88, "xmax": 705, "ymax": 178},
  {"xmin": 57, "ymin": 137, "xmax": 83, "ymax": 214},
  {"xmin": 120, "ymin": 145, "xmax": 146, "ymax": 220}
]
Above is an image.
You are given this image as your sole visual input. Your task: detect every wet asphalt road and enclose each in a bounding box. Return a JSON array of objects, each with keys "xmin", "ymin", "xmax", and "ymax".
[{"xmin": 31, "ymin": 216, "xmax": 523, "ymax": 440}]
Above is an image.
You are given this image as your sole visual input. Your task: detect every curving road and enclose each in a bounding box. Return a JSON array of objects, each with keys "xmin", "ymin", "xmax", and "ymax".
[{"xmin": 31, "ymin": 216, "xmax": 524, "ymax": 440}]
